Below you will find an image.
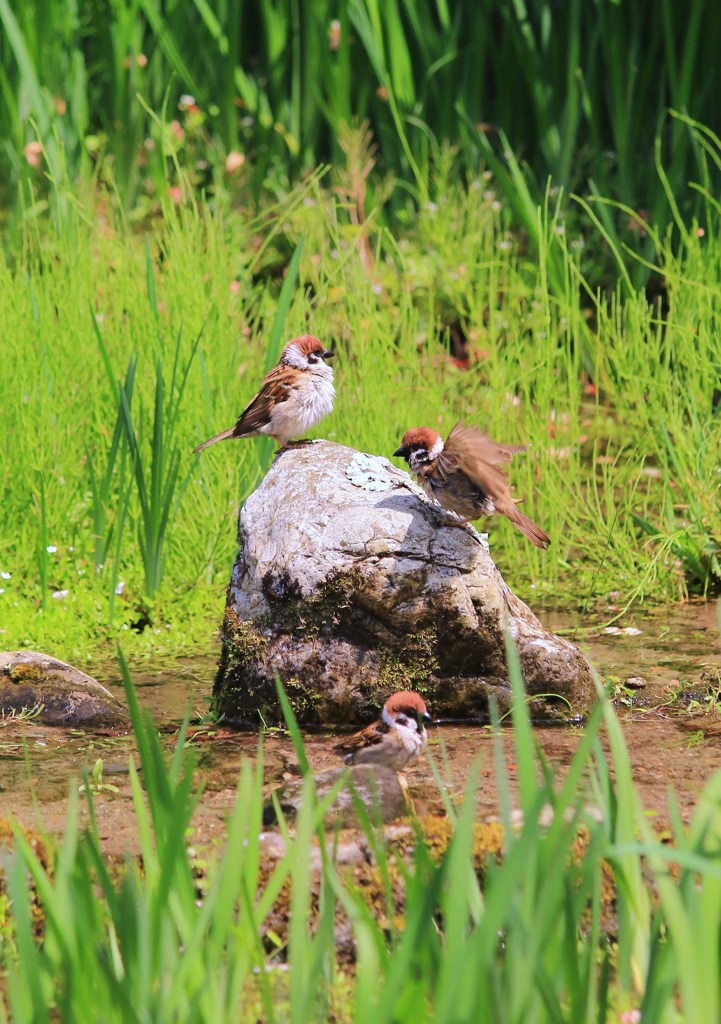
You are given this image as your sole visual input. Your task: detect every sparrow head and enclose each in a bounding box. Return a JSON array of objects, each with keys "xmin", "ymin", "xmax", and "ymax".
[
  {"xmin": 281, "ymin": 334, "xmax": 334, "ymax": 371},
  {"xmin": 393, "ymin": 427, "xmax": 444, "ymax": 472},
  {"xmin": 382, "ymin": 690, "xmax": 432, "ymax": 733}
]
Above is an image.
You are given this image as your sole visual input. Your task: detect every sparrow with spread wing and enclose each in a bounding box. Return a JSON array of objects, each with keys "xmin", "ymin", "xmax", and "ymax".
[
  {"xmin": 394, "ymin": 422, "xmax": 550, "ymax": 548},
  {"xmin": 334, "ymin": 690, "xmax": 431, "ymax": 772},
  {"xmin": 193, "ymin": 334, "xmax": 335, "ymax": 453}
]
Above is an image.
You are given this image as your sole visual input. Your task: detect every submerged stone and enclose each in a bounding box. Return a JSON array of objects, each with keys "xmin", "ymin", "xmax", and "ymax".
[
  {"xmin": 0, "ymin": 651, "xmax": 128, "ymax": 727},
  {"xmin": 264, "ymin": 764, "xmax": 408, "ymax": 827},
  {"xmin": 214, "ymin": 441, "xmax": 593, "ymax": 725}
]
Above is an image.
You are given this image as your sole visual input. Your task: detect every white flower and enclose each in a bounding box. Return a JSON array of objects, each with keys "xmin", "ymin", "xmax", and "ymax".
[
  {"xmin": 178, "ymin": 94, "xmax": 196, "ymax": 110},
  {"xmin": 46, "ymin": 545, "xmax": 58, "ymax": 554},
  {"xmin": 0, "ymin": 572, "xmax": 10, "ymax": 579},
  {"xmin": 115, "ymin": 581, "xmax": 126, "ymax": 595},
  {"xmin": 0, "ymin": 588, "xmax": 4, "ymax": 595},
  {"xmin": 52, "ymin": 590, "xmax": 69, "ymax": 600}
]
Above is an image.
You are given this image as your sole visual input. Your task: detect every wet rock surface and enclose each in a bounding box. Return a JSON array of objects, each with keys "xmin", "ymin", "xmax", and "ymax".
[
  {"xmin": 214, "ymin": 441, "xmax": 593, "ymax": 724},
  {"xmin": 0, "ymin": 651, "xmax": 129, "ymax": 727},
  {"xmin": 264, "ymin": 764, "xmax": 408, "ymax": 827}
]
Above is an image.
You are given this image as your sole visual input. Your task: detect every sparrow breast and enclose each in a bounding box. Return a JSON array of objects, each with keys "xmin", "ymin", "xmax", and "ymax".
[{"xmin": 270, "ymin": 366, "xmax": 335, "ymax": 438}]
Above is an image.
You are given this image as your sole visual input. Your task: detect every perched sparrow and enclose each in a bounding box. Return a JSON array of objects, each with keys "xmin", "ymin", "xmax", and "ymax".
[
  {"xmin": 334, "ymin": 690, "xmax": 431, "ymax": 772},
  {"xmin": 193, "ymin": 334, "xmax": 335, "ymax": 453},
  {"xmin": 394, "ymin": 422, "xmax": 550, "ymax": 548}
]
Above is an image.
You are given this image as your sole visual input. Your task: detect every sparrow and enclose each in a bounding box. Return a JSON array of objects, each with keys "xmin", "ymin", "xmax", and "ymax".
[
  {"xmin": 334, "ymin": 690, "xmax": 431, "ymax": 772},
  {"xmin": 193, "ymin": 334, "xmax": 335, "ymax": 453},
  {"xmin": 394, "ymin": 422, "xmax": 550, "ymax": 548}
]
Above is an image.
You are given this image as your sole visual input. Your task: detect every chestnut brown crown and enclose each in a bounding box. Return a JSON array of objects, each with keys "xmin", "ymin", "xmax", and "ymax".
[
  {"xmin": 281, "ymin": 334, "xmax": 333, "ymax": 361},
  {"xmin": 384, "ymin": 689, "xmax": 432, "ymax": 721},
  {"xmin": 393, "ymin": 427, "xmax": 442, "ymax": 458}
]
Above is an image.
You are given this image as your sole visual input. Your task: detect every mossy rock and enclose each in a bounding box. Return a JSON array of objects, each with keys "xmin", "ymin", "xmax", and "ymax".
[
  {"xmin": 0, "ymin": 651, "xmax": 128, "ymax": 727},
  {"xmin": 214, "ymin": 442, "xmax": 593, "ymax": 725}
]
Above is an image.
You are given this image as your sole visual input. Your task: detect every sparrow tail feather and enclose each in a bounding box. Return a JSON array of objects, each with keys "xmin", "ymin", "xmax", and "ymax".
[
  {"xmin": 192, "ymin": 426, "xmax": 237, "ymax": 454},
  {"xmin": 501, "ymin": 502, "xmax": 550, "ymax": 549}
]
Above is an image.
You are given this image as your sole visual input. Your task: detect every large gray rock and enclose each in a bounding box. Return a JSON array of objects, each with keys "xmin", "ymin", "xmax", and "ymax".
[
  {"xmin": 214, "ymin": 441, "xmax": 592, "ymax": 724},
  {"xmin": 0, "ymin": 651, "xmax": 128, "ymax": 727}
]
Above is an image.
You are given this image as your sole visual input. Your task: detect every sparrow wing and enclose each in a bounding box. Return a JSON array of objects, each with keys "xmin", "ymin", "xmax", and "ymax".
[
  {"xmin": 443, "ymin": 423, "xmax": 550, "ymax": 547},
  {"xmin": 439, "ymin": 422, "xmax": 525, "ymax": 499},
  {"xmin": 230, "ymin": 362, "xmax": 298, "ymax": 437},
  {"xmin": 193, "ymin": 363, "xmax": 299, "ymax": 453},
  {"xmin": 333, "ymin": 719, "xmax": 390, "ymax": 759}
]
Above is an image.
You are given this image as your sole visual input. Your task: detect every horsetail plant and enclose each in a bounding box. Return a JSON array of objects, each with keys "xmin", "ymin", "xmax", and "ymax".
[
  {"xmin": 117, "ymin": 325, "xmax": 202, "ymax": 611},
  {"xmin": 85, "ymin": 337, "xmax": 138, "ymax": 574}
]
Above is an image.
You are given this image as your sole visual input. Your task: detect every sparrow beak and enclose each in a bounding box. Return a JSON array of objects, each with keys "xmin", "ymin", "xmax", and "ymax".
[
  {"xmin": 423, "ymin": 712, "xmax": 432, "ymax": 724},
  {"xmin": 393, "ymin": 445, "xmax": 408, "ymax": 458},
  {"xmin": 322, "ymin": 349, "xmax": 334, "ymax": 360}
]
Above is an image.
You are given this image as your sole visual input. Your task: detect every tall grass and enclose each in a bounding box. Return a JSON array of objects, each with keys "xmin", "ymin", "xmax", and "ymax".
[
  {"xmin": 4, "ymin": 648, "xmax": 721, "ymax": 1019},
  {"xmin": 2, "ymin": 0, "xmax": 720, "ymax": 250},
  {"xmin": 1, "ymin": 163, "xmax": 720, "ymax": 656}
]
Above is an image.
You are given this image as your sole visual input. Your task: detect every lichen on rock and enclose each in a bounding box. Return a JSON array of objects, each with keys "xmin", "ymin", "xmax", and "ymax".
[
  {"xmin": 214, "ymin": 440, "xmax": 593, "ymax": 725},
  {"xmin": 0, "ymin": 651, "xmax": 128, "ymax": 728}
]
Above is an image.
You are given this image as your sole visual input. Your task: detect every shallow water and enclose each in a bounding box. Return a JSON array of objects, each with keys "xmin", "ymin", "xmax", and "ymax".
[{"xmin": 2, "ymin": 601, "xmax": 720, "ymax": 855}]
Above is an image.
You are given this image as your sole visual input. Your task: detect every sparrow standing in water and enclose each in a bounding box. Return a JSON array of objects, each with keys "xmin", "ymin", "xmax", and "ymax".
[
  {"xmin": 394, "ymin": 423, "xmax": 550, "ymax": 548},
  {"xmin": 193, "ymin": 334, "xmax": 335, "ymax": 453},
  {"xmin": 334, "ymin": 691, "xmax": 431, "ymax": 772}
]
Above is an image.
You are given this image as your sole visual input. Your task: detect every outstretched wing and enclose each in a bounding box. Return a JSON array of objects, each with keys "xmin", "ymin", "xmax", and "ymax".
[{"xmin": 439, "ymin": 422, "xmax": 525, "ymax": 499}]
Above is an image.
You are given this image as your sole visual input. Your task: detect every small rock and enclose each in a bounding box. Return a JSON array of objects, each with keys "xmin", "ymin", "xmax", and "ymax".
[
  {"xmin": 0, "ymin": 651, "xmax": 128, "ymax": 727},
  {"xmin": 623, "ymin": 676, "xmax": 647, "ymax": 690},
  {"xmin": 264, "ymin": 764, "xmax": 408, "ymax": 828}
]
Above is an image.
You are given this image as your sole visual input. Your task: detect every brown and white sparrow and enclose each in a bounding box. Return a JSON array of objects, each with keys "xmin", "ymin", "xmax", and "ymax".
[
  {"xmin": 394, "ymin": 422, "xmax": 550, "ymax": 548},
  {"xmin": 334, "ymin": 690, "xmax": 431, "ymax": 772},
  {"xmin": 193, "ymin": 334, "xmax": 335, "ymax": 453}
]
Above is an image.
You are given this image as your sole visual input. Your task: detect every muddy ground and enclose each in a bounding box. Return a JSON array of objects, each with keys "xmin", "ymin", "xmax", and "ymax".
[{"xmin": 2, "ymin": 601, "xmax": 720, "ymax": 857}]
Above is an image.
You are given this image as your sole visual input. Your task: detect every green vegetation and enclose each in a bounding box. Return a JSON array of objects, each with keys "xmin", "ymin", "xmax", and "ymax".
[
  {"xmin": 2, "ymin": 155, "xmax": 720, "ymax": 659},
  {"xmin": 1, "ymin": 0, "xmax": 719, "ymax": 659},
  {"xmin": 2, "ymin": 6, "xmax": 720, "ymax": 1021},
  {"xmin": 3, "ymin": 0, "xmax": 720, "ymax": 268},
  {"xmin": 2, "ymin": 651, "xmax": 721, "ymax": 1021}
]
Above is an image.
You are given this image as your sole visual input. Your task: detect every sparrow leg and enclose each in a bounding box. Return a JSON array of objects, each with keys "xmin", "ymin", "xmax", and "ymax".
[{"xmin": 283, "ymin": 438, "xmax": 315, "ymax": 448}]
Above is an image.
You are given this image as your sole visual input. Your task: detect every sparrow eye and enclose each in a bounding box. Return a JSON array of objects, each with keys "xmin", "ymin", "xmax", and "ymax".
[
  {"xmin": 395, "ymin": 715, "xmax": 408, "ymax": 727},
  {"xmin": 308, "ymin": 352, "xmax": 318, "ymax": 363}
]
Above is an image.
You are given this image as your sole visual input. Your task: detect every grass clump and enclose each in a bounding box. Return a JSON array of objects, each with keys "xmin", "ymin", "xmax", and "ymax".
[
  {"xmin": 3, "ymin": 649, "xmax": 721, "ymax": 1019},
  {"xmin": 3, "ymin": 0, "xmax": 721, "ymax": 265}
]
